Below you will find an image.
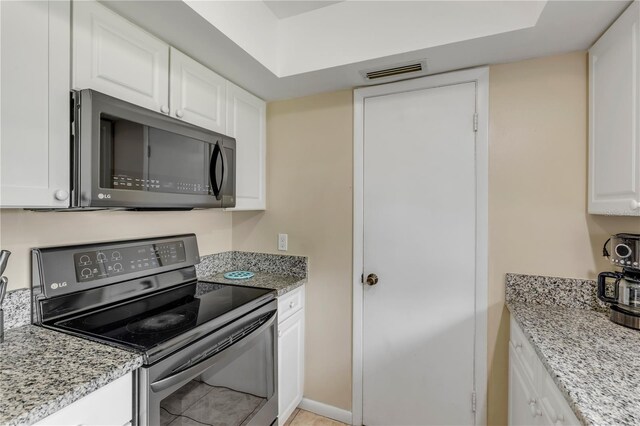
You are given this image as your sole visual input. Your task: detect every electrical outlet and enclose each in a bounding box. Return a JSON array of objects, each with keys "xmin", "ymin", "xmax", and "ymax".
[{"xmin": 278, "ymin": 233, "xmax": 288, "ymax": 251}]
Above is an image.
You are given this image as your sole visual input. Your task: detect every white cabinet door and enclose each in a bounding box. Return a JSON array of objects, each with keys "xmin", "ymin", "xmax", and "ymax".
[
  {"xmin": 278, "ymin": 308, "xmax": 304, "ymax": 425},
  {"xmin": 225, "ymin": 82, "xmax": 266, "ymax": 210},
  {"xmin": 0, "ymin": 0, "xmax": 70, "ymax": 208},
  {"xmin": 73, "ymin": 0, "xmax": 170, "ymax": 114},
  {"xmin": 34, "ymin": 373, "xmax": 132, "ymax": 426},
  {"xmin": 509, "ymin": 343, "xmax": 541, "ymax": 426},
  {"xmin": 170, "ymin": 47, "xmax": 226, "ymax": 133},
  {"xmin": 589, "ymin": 1, "xmax": 640, "ymax": 215}
]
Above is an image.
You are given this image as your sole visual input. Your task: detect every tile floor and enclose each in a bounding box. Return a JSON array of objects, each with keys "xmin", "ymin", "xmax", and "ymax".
[{"xmin": 284, "ymin": 409, "xmax": 348, "ymax": 426}]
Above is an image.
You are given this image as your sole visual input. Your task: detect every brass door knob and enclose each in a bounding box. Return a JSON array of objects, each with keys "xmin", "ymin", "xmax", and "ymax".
[{"xmin": 366, "ymin": 273, "xmax": 379, "ymax": 286}]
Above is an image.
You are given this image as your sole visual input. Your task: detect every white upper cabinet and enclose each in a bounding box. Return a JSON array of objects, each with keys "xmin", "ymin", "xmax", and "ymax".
[
  {"xmin": 0, "ymin": 0, "xmax": 71, "ymax": 208},
  {"xmin": 589, "ymin": 0, "xmax": 640, "ymax": 215},
  {"xmin": 226, "ymin": 82, "xmax": 267, "ymax": 210},
  {"xmin": 170, "ymin": 47, "xmax": 227, "ymax": 133},
  {"xmin": 72, "ymin": 0, "xmax": 170, "ymax": 114}
]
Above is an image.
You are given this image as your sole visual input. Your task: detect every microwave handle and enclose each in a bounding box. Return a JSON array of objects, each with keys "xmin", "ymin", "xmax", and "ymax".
[
  {"xmin": 210, "ymin": 142, "xmax": 223, "ymax": 200},
  {"xmin": 219, "ymin": 141, "xmax": 229, "ymax": 195}
]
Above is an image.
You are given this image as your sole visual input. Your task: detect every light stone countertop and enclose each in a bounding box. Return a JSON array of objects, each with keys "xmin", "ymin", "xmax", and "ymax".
[
  {"xmin": 507, "ymin": 301, "xmax": 640, "ymax": 426},
  {"xmin": 0, "ymin": 325, "xmax": 143, "ymax": 426}
]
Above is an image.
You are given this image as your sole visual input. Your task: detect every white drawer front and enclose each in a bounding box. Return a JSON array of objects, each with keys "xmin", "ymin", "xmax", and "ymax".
[
  {"xmin": 35, "ymin": 373, "xmax": 132, "ymax": 426},
  {"xmin": 539, "ymin": 366, "xmax": 581, "ymax": 426},
  {"xmin": 510, "ymin": 317, "xmax": 537, "ymax": 384},
  {"xmin": 278, "ymin": 286, "xmax": 304, "ymax": 324}
]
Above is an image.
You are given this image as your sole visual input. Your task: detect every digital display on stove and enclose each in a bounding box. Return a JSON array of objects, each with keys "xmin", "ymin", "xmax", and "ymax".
[{"xmin": 73, "ymin": 240, "xmax": 186, "ymax": 282}]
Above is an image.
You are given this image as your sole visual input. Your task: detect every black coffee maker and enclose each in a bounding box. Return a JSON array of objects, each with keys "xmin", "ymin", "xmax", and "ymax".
[{"xmin": 598, "ymin": 233, "xmax": 640, "ymax": 329}]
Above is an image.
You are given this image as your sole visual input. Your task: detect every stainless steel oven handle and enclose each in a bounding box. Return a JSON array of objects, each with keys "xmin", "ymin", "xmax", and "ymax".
[{"xmin": 149, "ymin": 312, "xmax": 276, "ymax": 393}]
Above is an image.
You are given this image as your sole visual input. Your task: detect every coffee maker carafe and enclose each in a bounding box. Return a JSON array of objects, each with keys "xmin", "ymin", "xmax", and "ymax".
[{"xmin": 598, "ymin": 233, "xmax": 640, "ymax": 329}]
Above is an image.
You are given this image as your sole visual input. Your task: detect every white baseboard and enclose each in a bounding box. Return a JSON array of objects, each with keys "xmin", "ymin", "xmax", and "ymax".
[{"xmin": 298, "ymin": 398, "xmax": 353, "ymax": 425}]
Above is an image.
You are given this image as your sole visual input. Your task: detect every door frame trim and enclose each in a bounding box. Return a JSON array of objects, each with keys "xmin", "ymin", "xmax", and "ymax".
[{"xmin": 352, "ymin": 67, "xmax": 489, "ymax": 426}]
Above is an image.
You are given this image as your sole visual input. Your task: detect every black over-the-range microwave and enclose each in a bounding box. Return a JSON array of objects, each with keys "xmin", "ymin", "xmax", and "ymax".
[{"xmin": 70, "ymin": 89, "xmax": 236, "ymax": 210}]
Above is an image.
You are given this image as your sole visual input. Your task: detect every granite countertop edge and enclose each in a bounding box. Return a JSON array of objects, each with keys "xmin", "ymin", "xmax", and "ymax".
[
  {"xmin": 506, "ymin": 302, "xmax": 591, "ymax": 425},
  {"xmin": 12, "ymin": 359, "xmax": 143, "ymax": 426},
  {"xmin": 3, "ymin": 326, "xmax": 144, "ymax": 426}
]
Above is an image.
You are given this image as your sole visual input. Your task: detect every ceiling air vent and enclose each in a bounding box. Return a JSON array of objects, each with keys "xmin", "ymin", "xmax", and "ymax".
[{"xmin": 360, "ymin": 60, "xmax": 427, "ymax": 82}]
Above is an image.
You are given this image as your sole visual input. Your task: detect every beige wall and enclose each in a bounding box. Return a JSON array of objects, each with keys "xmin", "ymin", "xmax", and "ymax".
[
  {"xmin": 232, "ymin": 91, "xmax": 354, "ymax": 410},
  {"xmin": 487, "ymin": 51, "xmax": 640, "ymax": 425},
  {"xmin": 0, "ymin": 209, "xmax": 232, "ymax": 291},
  {"xmin": 233, "ymin": 52, "xmax": 640, "ymax": 421}
]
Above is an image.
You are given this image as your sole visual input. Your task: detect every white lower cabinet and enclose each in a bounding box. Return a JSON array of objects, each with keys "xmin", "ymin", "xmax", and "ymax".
[
  {"xmin": 509, "ymin": 319, "xmax": 580, "ymax": 426},
  {"xmin": 278, "ymin": 286, "xmax": 305, "ymax": 425},
  {"xmin": 35, "ymin": 373, "xmax": 132, "ymax": 426}
]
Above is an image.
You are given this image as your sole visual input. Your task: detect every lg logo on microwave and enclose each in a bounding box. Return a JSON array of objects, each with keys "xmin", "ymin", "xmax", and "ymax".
[
  {"xmin": 50, "ymin": 282, "xmax": 68, "ymax": 290},
  {"xmin": 98, "ymin": 193, "xmax": 112, "ymax": 199}
]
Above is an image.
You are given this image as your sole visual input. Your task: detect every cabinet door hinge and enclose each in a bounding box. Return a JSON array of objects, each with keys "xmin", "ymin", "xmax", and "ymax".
[
  {"xmin": 471, "ymin": 391, "xmax": 477, "ymax": 412},
  {"xmin": 361, "ymin": 273, "xmax": 364, "ymax": 284},
  {"xmin": 473, "ymin": 113, "xmax": 478, "ymax": 132}
]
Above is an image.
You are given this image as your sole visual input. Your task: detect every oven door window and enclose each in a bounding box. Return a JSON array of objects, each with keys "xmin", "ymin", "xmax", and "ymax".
[
  {"xmin": 158, "ymin": 328, "xmax": 275, "ymax": 426},
  {"xmin": 99, "ymin": 115, "xmax": 213, "ymax": 195}
]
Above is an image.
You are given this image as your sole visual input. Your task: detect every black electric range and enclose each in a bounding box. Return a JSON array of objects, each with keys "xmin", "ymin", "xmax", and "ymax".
[
  {"xmin": 31, "ymin": 234, "xmax": 274, "ymax": 363},
  {"xmin": 31, "ymin": 234, "xmax": 279, "ymax": 426}
]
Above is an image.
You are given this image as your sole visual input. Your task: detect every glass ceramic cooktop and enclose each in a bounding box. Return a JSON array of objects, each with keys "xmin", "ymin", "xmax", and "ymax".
[{"xmin": 51, "ymin": 282, "xmax": 272, "ymax": 352}]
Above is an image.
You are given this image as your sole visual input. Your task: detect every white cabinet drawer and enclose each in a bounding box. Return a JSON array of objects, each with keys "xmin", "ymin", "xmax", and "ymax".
[
  {"xmin": 510, "ymin": 317, "xmax": 537, "ymax": 384},
  {"xmin": 34, "ymin": 373, "xmax": 132, "ymax": 426},
  {"xmin": 508, "ymin": 342, "xmax": 539, "ymax": 426},
  {"xmin": 538, "ymin": 367, "xmax": 581, "ymax": 426},
  {"xmin": 278, "ymin": 286, "xmax": 304, "ymax": 324}
]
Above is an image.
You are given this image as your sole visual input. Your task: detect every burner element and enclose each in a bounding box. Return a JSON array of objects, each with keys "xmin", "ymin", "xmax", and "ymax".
[{"xmin": 127, "ymin": 312, "xmax": 195, "ymax": 334}]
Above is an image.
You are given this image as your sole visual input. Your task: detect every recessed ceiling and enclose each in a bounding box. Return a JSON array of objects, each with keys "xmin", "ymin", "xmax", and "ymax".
[
  {"xmin": 263, "ymin": 0, "xmax": 343, "ymax": 19},
  {"xmin": 103, "ymin": 0, "xmax": 632, "ymax": 101}
]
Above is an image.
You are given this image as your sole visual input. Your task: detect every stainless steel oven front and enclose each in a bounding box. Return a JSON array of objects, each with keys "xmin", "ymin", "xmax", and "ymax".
[
  {"xmin": 136, "ymin": 300, "xmax": 278, "ymax": 426},
  {"xmin": 72, "ymin": 89, "xmax": 236, "ymax": 209}
]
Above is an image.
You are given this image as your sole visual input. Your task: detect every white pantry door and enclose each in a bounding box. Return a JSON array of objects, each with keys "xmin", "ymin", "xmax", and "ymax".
[{"xmin": 362, "ymin": 82, "xmax": 477, "ymax": 425}]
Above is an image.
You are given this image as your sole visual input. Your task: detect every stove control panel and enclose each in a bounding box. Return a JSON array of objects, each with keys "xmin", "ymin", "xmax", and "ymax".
[
  {"xmin": 73, "ymin": 241, "xmax": 186, "ymax": 283},
  {"xmin": 33, "ymin": 234, "xmax": 200, "ymax": 299}
]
